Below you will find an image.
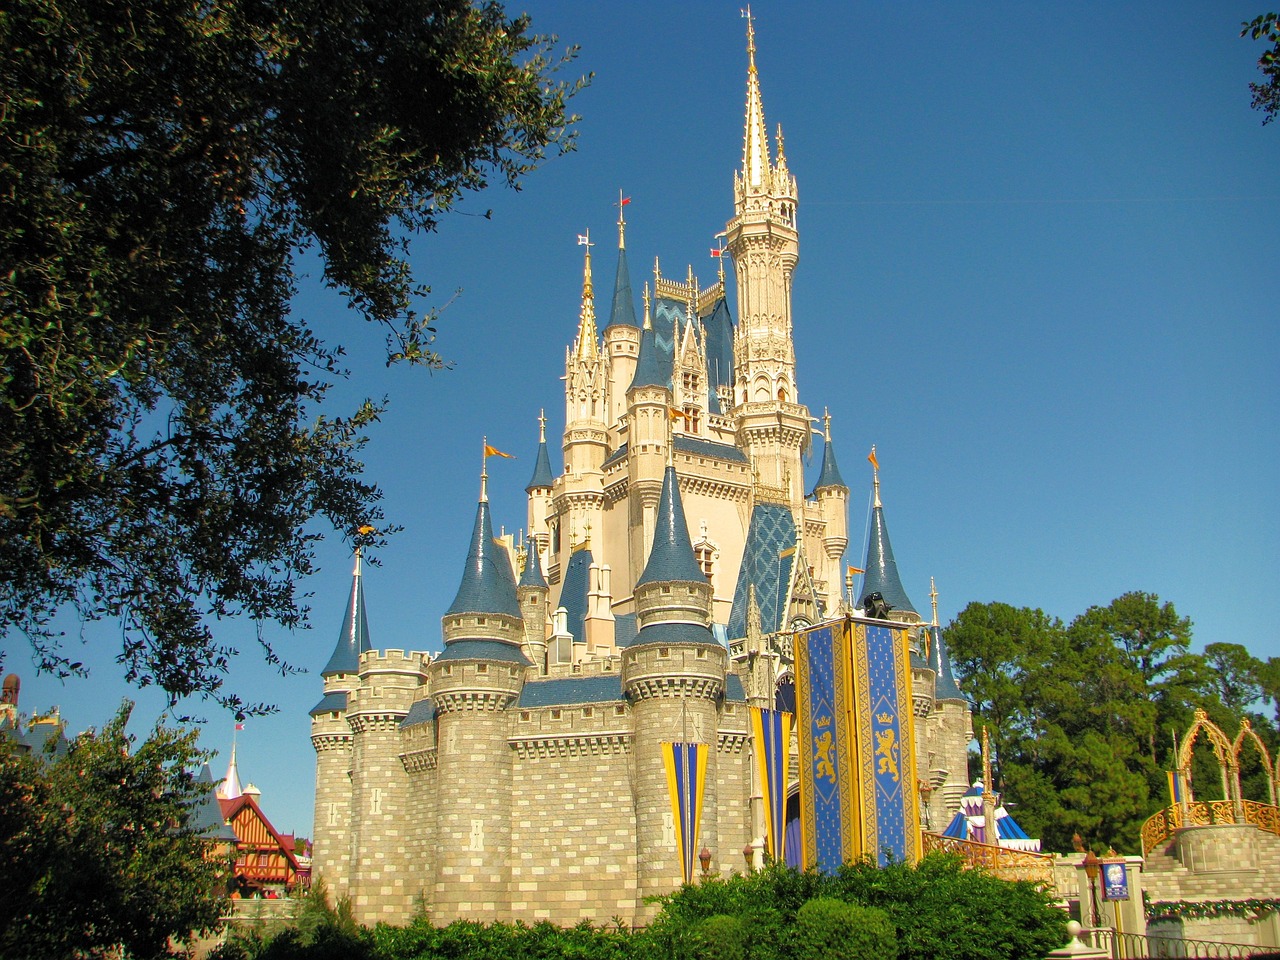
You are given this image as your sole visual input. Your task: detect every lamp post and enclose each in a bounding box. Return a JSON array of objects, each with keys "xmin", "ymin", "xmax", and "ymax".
[
  {"xmin": 742, "ymin": 842, "xmax": 754, "ymax": 874},
  {"xmin": 699, "ymin": 846, "xmax": 713, "ymax": 877},
  {"xmin": 1082, "ymin": 850, "xmax": 1101, "ymax": 927}
]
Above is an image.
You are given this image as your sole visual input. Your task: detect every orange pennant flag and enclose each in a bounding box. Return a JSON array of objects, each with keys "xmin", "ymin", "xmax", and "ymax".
[
  {"xmin": 357, "ymin": 524, "xmax": 377, "ymax": 535},
  {"xmin": 847, "ymin": 566, "xmax": 864, "ymax": 577},
  {"xmin": 867, "ymin": 446, "xmax": 879, "ymax": 471},
  {"xmin": 484, "ymin": 444, "xmax": 515, "ymax": 459}
]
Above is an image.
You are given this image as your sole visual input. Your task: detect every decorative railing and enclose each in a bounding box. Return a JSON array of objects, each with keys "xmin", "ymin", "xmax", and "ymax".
[
  {"xmin": 920, "ymin": 832, "xmax": 1055, "ymax": 889},
  {"xmin": 1084, "ymin": 926, "xmax": 1269, "ymax": 959},
  {"xmin": 1141, "ymin": 800, "xmax": 1280, "ymax": 855}
]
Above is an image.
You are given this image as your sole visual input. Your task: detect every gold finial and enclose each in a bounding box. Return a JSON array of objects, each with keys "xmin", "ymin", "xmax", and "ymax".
[
  {"xmin": 742, "ymin": 6, "xmax": 756, "ymax": 69},
  {"xmin": 353, "ymin": 544, "xmax": 363, "ymax": 578},
  {"xmin": 642, "ymin": 281, "xmax": 651, "ymax": 329},
  {"xmin": 575, "ymin": 232, "xmax": 597, "ymax": 359},
  {"xmin": 617, "ymin": 190, "xmax": 630, "ymax": 250},
  {"xmin": 653, "ymin": 254, "xmax": 661, "ymax": 289},
  {"xmin": 480, "ymin": 435, "xmax": 490, "ymax": 503},
  {"xmin": 822, "ymin": 407, "xmax": 832, "ymax": 443},
  {"xmin": 776, "ymin": 123, "xmax": 786, "ymax": 162},
  {"xmin": 538, "ymin": 408, "xmax": 547, "ymax": 443},
  {"xmin": 930, "ymin": 577, "xmax": 939, "ymax": 628}
]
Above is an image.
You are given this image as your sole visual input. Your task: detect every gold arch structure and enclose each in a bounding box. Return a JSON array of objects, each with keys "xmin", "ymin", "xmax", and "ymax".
[
  {"xmin": 1143, "ymin": 709, "xmax": 1280, "ymax": 853},
  {"xmin": 1233, "ymin": 718, "xmax": 1277, "ymax": 807}
]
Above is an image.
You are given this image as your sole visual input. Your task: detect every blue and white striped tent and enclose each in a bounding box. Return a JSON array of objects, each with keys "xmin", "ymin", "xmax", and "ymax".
[{"xmin": 940, "ymin": 780, "xmax": 1040, "ymax": 852}]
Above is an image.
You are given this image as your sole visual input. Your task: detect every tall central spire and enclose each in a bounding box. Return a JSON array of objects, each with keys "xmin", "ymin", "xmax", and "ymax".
[
  {"xmin": 743, "ymin": 8, "xmax": 771, "ymax": 191},
  {"xmin": 574, "ymin": 236, "xmax": 598, "ymax": 360}
]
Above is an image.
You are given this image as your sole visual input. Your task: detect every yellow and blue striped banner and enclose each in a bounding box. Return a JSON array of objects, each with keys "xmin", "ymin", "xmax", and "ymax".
[
  {"xmin": 663, "ymin": 741, "xmax": 709, "ymax": 884},
  {"xmin": 750, "ymin": 707, "xmax": 793, "ymax": 862},
  {"xmin": 795, "ymin": 622, "xmax": 858, "ymax": 871}
]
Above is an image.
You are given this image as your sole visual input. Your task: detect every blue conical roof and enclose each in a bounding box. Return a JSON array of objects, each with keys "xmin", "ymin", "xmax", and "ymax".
[
  {"xmin": 629, "ymin": 322, "xmax": 667, "ymax": 390},
  {"xmin": 700, "ymin": 296, "xmax": 735, "ymax": 413},
  {"xmin": 637, "ymin": 467, "xmax": 706, "ymax": 586},
  {"xmin": 191, "ymin": 763, "xmax": 238, "ymax": 842},
  {"xmin": 446, "ymin": 500, "xmax": 521, "ymax": 618},
  {"xmin": 519, "ymin": 538, "xmax": 548, "ymax": 590},
  {"xmin": 929, "ymin": 625, "xmax": 966, "ymax": 702},
  {"xmin": 526, "ymin": 438, "xmax": 554, "ymax": 491},
  {"xmin": 322, "ymin": 563, "xmax": 371, "ymax": 676},
  {"xmin": 607, "ymin": 245, "xmax": 638, "ymax": 329},
  {"xmin": 860, "ymin": 505, "xmax": 917, "ymax": 615},
  {"xmin": 814, "ymin": 437, "xmax": 846, "ymax": 491}
]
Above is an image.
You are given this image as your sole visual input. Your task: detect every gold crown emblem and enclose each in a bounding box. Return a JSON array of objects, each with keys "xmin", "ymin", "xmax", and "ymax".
[{"xmin": 875, "ymin": 712, "xmax": 894, "ymax": 725}]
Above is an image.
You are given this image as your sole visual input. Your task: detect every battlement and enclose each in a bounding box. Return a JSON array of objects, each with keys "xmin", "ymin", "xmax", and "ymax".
[
  {"xmin": 357, "ymin": 649, "xmax": 431, "ymax": 677},
  {"xmin": 622, "ymin": 643, "xmax": 727, "ymax": 702},
  {"xmin": 428, "ymin": 658, "xmax": 525, "ymax": 713}
]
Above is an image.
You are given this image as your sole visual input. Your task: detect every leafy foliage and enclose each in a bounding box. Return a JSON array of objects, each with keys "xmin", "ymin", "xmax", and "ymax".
[
  {"xmin": 0, "ymin": 0, "xmax": 584, "ymax": 710},
  {"xmin": 644, "ymin": 859, "xmax": 1063, "ymax": 960},
  {"xmin": 945, "ymin": 592, "xmax": 1280, "ymax": 852},
  {"xmin": 0, "ymin": 702, "xmax": 227, "ymax": 959},
  {"xmin": 791, "ymin": 898, "xmax": 895, "ymax": 960},
  {"xmin": 1243, "ymin": 13, "xmax": 1280, "ymax": 123}
]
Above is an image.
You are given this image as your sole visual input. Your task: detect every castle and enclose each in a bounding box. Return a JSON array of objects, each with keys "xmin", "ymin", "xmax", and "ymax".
[{"xmin": 309, "ymin": 16, "xmax": 972, "ymax": 927}]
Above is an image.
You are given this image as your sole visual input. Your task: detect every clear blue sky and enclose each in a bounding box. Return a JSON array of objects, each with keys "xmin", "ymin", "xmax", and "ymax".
[{"xmin": 10, "ymin": 3, "xmax": 1278, "ymax": 840}]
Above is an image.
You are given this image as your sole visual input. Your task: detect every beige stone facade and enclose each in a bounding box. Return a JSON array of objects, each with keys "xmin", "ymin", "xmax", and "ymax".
[{"xmin": 310, "ymin": 17, "xmax": 973, "ymax": 928}]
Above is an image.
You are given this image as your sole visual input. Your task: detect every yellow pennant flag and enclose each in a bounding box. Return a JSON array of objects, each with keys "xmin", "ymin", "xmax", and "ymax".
[
  {"xmin": 779, "ymin": 545, "xmax": 798, "ymax": 559},
  {"xmin": 357, "ymin": 524, "xmax": 377, "ymax": 535},
  {"xmin": 484, "ymin": 444, "xmax": 515, "ymax": 459},
  {"xmin": 847, "ymin": 565, "xmax": 864, "ymax": 577},
  {"xmin": 868, "ymin": 446, "xmax": 879, "ymax": 471}
]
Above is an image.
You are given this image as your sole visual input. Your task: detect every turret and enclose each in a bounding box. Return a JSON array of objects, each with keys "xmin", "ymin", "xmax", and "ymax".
[
  {"xmin": 604, "ymin": 193, "xmax": 641, "ymax": 427},
  {"xmin": 626, "ymin": 283, "xmax": 672, "ymax": 586},
  {"xmin": 926, "ymin": 579, "xmax": 973, "ymax": 824},
  {"xmin": 428, "ymin": 456, "xmax": 528, "ymax": 920},
  {"xmin": 811, "ymin": 409, "xmax": 849, "ymax": 597},
  {"xmin": 518, "ymin": 537, "xmax": 550, "ymax": 673},
  {"xmin": 525, "ymin": 410, "xmax": 555, "ymax": 561},
  {"xmin": 622, "ymin": 465, "xmax": 727, "ymax": 913},
  {"xmin": 562, "ymin": 238, "xmax": 608, "ymax": 578},
  {"xmin": 858, "ymin": 449, "xmax": 919, "ymax": 624},
  {"xmin": 310, "ymin": 549, "xmax": 373, "ymax": 901}
]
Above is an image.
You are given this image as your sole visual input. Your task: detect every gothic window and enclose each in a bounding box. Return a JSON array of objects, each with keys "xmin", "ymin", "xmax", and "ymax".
[
  {"xmin": 775, "ymin": 675, "xmax": 796, "ymax": 714},
  {"xmin": 684, "ymin": 406, "xmax": 701, "ymax": 432},
  {"xmin": 551, "ymin": 522, "xmax": 561, "ymax": 555},
  {"xmin": 778, "ymin": 386, "xmax": 788, "ymax": 403}
]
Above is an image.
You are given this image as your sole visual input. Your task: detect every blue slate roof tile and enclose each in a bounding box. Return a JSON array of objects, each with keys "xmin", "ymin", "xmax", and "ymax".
[
  {"xmin": 446, "ymin": 500, "xmax": 521, "ymax": 618},
  {"xmin": 518, "ymin": 675, "xmax": 623, "ymax": 707},
  {"xmin": 725, "ymin": 674, "xmax": 746, "ymax": 702},
  {"xmin": 813, "ymin": 437, "xmax": 846, "ymax": 491},
  {"xmin": 700, "ymin": 296, "xmax": 735, "ymax": 414},
  {"xmin": 929, "ymin": 625, "xmax": 967, "ymax": 702},
  {"xmin": 519, "ymin": 539, "xmax": 548, "ymax": 589},
  {"xmin": 526, "ymin": 439, "xmax": 555, "ymax": 491},
  {"xmin": 606, "ymin": 245, "xmax": 638, "ymax": 329},
  {"xmin": 402, "ymin": 698, "xmax": 438, "ymax": 727},
  {"xmin": 434, "ymin": 639, "xmax": 532, "ymax": 665},
  {"xmin": 860, "ymin": 505, "xmax": 916, "ymax": 615},
  {"xmin": 323, "ymin": 570, "xmax": 372, "ymax": 676},
  {"xmin": 674, "ymin": 435, "xmax": 748, "ymax": 463},
  {"xmin": 558, "ymin": 548, "xmax": 593, "ymax": 642},
  {"xmin": 309, "ymin": 691, "xmax": 348, "ymax": 717},
  {"xmin": 728, "ymin": 502, "xmax": 799, "ymax": 638},
  {"xmin": 628, "ymin": 620, "xmax": 719, "ymax": 648},
  {"xmin": 192, "ymin": 764, "xmax": 239, "ymax": 842},
  {"xmin": 637, "ymin": 467, "xmax": 706, "ymax": 586}
]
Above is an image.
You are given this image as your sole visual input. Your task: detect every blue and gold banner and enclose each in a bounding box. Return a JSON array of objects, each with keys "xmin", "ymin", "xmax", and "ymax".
[
  {"xmin": 794, "ymin": 623, "xmax": 858, "ymax": 872},
  {"xmin": 848, "ymin": 620, "xmax": 921, "ymax": 865},
  {"xmin": 750, "ymin": 706, "xmax": 793, "ymax": 863},
  {"xmin": 662, "ymin": 741, "xmax": 708, "ymax": 884}
]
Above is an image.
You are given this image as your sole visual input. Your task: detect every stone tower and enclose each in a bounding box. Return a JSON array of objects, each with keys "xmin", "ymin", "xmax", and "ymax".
[
  {"xmin": 427, "ymin": 468, "xmax": 527, "ymax": 919},
  {"xmin": 621, "ymin": 463, "xmax": 727, "ymax": 914},
  {"xmin": 725, "ymin": 12, "xmax": 808, "ymax": 506},
  {"xmin": 309, "ymin": 551, "xmax": 372, "ymax": 902}
]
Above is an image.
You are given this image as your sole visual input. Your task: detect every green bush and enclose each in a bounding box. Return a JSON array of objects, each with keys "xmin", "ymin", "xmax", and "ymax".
[
  {"xmin": 689, "ymin": 914, "xmax": 748, "ymax": 960},
  {"xmin": 791, "ymin": 898, "xmax": 895, "ymax": 960}
]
